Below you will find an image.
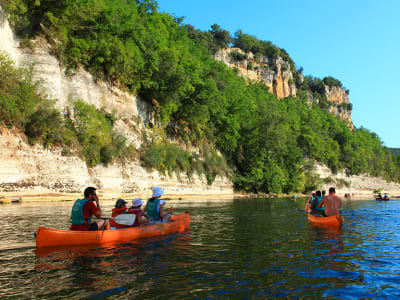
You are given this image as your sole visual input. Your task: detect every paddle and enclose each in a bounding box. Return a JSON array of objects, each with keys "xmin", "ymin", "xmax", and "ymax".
[
  {"xmin": 111, "ymin": 214, "xmax": 136, "ymax": 226},
  {"xmin": 156, "ymin": 223, "xmax": 166, "ymax": 233}
]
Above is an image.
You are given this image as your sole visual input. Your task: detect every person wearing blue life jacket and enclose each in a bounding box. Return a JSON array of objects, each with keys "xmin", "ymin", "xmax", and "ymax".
[
  {"xmin": 310, "ymin": 190, "xmax": 325, "ymax": 215},
  {"xmin": 144, "ymin": 187, "xmax": 172, "ymax": 223},
  {"xmin": 70, "ymin": 187, "xmax": 110, "ymax": 231}
]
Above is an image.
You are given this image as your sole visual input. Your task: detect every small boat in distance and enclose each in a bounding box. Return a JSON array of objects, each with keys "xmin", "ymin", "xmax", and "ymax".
[
  {"xmin": 376, "ymin": 192, "xmax": 390, "ymax": 201},
  {"xmin": 376, "ymin": 197, "xmax": 390, "ymax": 201}
]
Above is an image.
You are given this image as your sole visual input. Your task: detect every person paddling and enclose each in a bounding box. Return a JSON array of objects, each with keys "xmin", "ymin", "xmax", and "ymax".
[
  {"xmin": 128, "ymin": 198, "xmax": 152, "ymax": 227},
  {"xmin": 70, "ymin": 187, "xmax": 110, "ymax": 231},
  {"xmin": 318, "ymin": 187, "xmax": 341, "ymax": 217},
  {"xmin": 310, "ymin": 190, "xmax": 325, "ymax": 215},
  {"xmin": 144, "ymin": 187, "xmax": 172, "ymax": 223},
  {"xmin": 110, "ymin": 198, "xmax": 129, "ymax": 229}
]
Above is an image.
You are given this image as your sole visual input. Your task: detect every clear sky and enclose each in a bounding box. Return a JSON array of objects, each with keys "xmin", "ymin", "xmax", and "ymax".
[{"xmin": 157, "ymin": 0, "xmax": 400, "ymax": 148}]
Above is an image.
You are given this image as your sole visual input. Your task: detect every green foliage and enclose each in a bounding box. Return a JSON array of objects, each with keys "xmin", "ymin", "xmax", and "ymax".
[
  {"xmin": 322, "ymin": 76, "xmax": 343, "ymax": 88},
  {"xmin": 139, "ymin": 141, "xmax": 228, "ymax": 184},
  {"xmin": 230, "ymin": 50, "xmax": 247, "ymax": 61},
  {"xmin": 3, "ymin": 0, "xmax": 400, "ymax": 193},
  {"xmin": 233, "ymin": 30, "xmax": 295, "ymax": 72},
  {"xmin": 210, "ymin": 24, "xmax": 231, "ymax": 51},
  {"xmin": 24, "ymin": 103, "xmax": 65, "ymax": 146},
  {"xmin": 0, "ymin": 52, "xmax": 37, "ymax": 128},
  {"xmin": 68, "ymin": 100, "xmax": 130, "ymax": 167}
]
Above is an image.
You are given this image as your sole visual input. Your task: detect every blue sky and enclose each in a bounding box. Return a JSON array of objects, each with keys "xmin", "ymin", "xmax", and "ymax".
[{"xmin": 157, "ymin": 0, "xmax": 400, "ymax": 148}]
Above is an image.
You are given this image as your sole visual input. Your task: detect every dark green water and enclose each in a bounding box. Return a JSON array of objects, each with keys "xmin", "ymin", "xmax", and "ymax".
[{"xmin": 0, "ymin": 197, "xmax": 399, "ymax": 298}]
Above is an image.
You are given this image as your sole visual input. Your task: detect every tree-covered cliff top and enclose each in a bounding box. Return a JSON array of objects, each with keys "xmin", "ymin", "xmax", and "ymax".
[{"xmin": 1, "ymin": 0, "xmax": 399, "ymax": 193}]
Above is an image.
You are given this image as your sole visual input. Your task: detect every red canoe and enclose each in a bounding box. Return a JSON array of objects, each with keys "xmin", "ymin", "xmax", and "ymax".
[
  {"xmin": 307, "ymin": 213, "xmax": 343, "ymax": 227},
  {"xmin": 35, "ymin": 213, "xmax": 190, "ymax": 248}
]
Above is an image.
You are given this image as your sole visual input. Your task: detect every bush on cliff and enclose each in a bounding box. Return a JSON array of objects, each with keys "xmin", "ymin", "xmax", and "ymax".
[{"xmin": 0, "ymin": 52, "xmax": 68, "ymax": 146}]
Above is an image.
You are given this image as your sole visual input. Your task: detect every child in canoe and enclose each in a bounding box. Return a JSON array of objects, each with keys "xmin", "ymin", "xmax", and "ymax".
[
  {"xmin": 128, "ymin": 198, "xmax": 152, "ymax": 226},
  {"xmin": 110, "ymin": 198, "xmax": 130, "ymax": 229}
]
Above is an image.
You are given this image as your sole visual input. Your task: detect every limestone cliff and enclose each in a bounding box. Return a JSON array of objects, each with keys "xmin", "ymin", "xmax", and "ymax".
[
  {"xmin": 214, "ymin": 48, "xmax": 353, "ymax": 124},
  {"xmin": 0, "ymin": 6, "xmax": 233, "ymax": 196},
  {"xmin": 214, "ymin": 48, "xmax": 296, "ymax": 99}
]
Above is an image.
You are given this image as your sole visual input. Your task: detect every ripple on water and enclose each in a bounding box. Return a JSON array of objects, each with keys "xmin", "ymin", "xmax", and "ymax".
[{"xmin": 2, "ymin": 199, "xmax": 400, "ymax": 298}]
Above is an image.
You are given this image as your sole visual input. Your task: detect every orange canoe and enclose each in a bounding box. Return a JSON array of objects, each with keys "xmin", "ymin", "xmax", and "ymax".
[
  {"xmin": 307, "ymin": 213, "xmax": 343, "ymax": 227},
  {"xmin": 35, "ymin": 213, "xmax": 190, "ymax": 248}
]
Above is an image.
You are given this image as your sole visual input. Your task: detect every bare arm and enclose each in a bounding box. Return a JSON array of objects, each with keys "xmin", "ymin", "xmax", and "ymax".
[
  {"xmin": 93, "ymin": 195, "xmax": 102, "ymax": 218},
  {"xmin": 138, "ymin": 215, "xmax": 150, "ymax": 225},
  {"xmin": 159, "ymin": 203, "xmax": 167, "ymax": 218},
  {"xmin": 318, "ymin": 198, "xmax": 325, "ymax": 208}
]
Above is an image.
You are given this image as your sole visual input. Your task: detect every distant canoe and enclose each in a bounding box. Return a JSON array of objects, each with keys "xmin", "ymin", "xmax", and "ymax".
[
  {"xmin": 0, "ymin": 196, "xmax": 22, "ymax": 204},
  {"xmin": 376, "ymin": 197, "xmax": 390, "ymax": 201}
]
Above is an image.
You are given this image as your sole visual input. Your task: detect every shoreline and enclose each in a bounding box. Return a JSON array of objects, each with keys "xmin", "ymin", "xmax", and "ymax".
[{"xmin": 1, "ymin": 188, "xmax": 400, "ymax": 203}]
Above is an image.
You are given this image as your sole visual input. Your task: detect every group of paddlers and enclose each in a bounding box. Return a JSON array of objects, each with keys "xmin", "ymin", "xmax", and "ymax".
[
  {"xmin": 70, "ymin": 186, "xmax": 171, "ymax": 231},
  {"xmin": 305, "ymin": 187, "xmax": 342, "ymax": 217}
]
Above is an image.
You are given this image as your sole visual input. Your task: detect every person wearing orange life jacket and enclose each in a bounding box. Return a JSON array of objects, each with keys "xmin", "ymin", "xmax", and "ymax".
[
  {"xmin": 144, "ymin": 187, "xmax": 172, "ymax": 223},
  {"xmin": 110, "ymin": 198, "xmax": 129, "ymax": 229},
  {"xmin": 128, "ymin": 198, "xmax": 152, "ymax": 227},
  {"xmin": 70, "ymin": 187, "xmax": 110, "ymax": 231}
]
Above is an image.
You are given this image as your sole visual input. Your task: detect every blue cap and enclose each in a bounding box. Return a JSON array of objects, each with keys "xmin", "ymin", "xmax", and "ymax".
[
  {"xmin": 152, "ymin": 187, "xmax": 164, "ymax": 198},
  {"xmin": 115, "ymin": 198, "xmax": 127, "ymax": 208}
]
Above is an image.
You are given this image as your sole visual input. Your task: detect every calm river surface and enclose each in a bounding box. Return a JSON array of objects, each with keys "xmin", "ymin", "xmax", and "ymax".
[{"xmin": 0, "ymin": 197, "xmax": 399, "ymax": 299}]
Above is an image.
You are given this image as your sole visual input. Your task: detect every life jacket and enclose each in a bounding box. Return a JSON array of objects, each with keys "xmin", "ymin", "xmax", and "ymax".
[
  {"xmin": 146, "ymin": 198, "xmax": 161, "ymax": 221},
  {"xmin": 128, "ymin": 208, "xmax": 144, "ymax": 227},
  {"xmin": 110, "ymin": 207, "xmax": 128, "ymax": 228},
  {"xmin": 71, "ymin": 199, "xmax": 91, "ymax": 225},
  {"xmin": 316, "ymin": 196, "xmax": 325, "ymax": 213},
  {"xmin": 311, "ymin": 196, "xmax": 324, "ymax": 215}
]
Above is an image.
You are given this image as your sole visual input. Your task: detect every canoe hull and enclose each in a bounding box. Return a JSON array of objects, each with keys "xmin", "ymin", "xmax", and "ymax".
[
  {"xmin": 36, "ymin": 213, "xmax": 190, "ymax": 248},
  {"xmin": 307, "ymin": 213, "xmax": 343, "ymax": 227}
]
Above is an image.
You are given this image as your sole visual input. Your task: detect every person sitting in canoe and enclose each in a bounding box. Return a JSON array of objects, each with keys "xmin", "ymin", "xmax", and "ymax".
[
  {"xmin": 305, "ymin": 191, "xmax": 315, "ymax": 211},
  {"xmin": 144, "ymin": 187, "xmax": 172, "ymax": 223},
  {"xmin": 318, "ymin": 187, "xmax": 341, "ymax": 217},
  {"xmin": 110, "ymin": 198, "xmax": 129, "ymax": 229},
  {"xmin": 70, "ymin": 187, "xmax": 110, "ymax": 231},
  {"xmin": 310, "ymin": 190, "xmax": 325, "ymax": 215},
  {"xmin": 128, "ymin": 198, "xmax": 152, "ymax": 226}
]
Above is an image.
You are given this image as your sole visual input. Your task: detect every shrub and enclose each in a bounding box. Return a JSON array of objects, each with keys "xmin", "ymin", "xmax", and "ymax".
[
  {"xmin": 24, "ymin": 103, "xmax": 65, "ymax": 146},
  {"xmin": 230, "ymin": 50, "xmax": 247, "ymax": 61},
  {"xmin": 68, "ymin": 100, "xmax": 128, "ymax": 167}
]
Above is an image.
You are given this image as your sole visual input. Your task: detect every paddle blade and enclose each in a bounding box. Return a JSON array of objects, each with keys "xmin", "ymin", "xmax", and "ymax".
[
  {"xmin": 156, "ymin": 223, "xmax": 165, "ymax": 234},
  {"xmin": 113, "ymin": 214, "xmax": 136, "ymax": 226}
]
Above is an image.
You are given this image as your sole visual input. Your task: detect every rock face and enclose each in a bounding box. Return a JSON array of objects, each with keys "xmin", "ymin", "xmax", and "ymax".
[
  {"xmin": 214, "ymin": 48, "xmax": 296, "ymax": 99},
  {"xmin": 0, "ymin": 6, "xmax": 233, "ymax": 195},
  {"xmin": 214, "ymin": 48, "xmax": 353, "ymax": 124},
  {"xmin": 314, "ymin": 162, "xmax": 400, "ymax": 196}
]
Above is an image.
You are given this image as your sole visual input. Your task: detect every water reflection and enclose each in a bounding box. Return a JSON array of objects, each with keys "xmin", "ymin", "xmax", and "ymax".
[{"xmin": 2, "ymin": 199, "xmax": 400, "ymax": 298}]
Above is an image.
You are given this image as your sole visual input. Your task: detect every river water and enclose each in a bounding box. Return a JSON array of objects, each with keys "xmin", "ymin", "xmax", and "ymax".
[{"xmin": 0, "ymin": 197, "xmax": 399, "ymax": 299}]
